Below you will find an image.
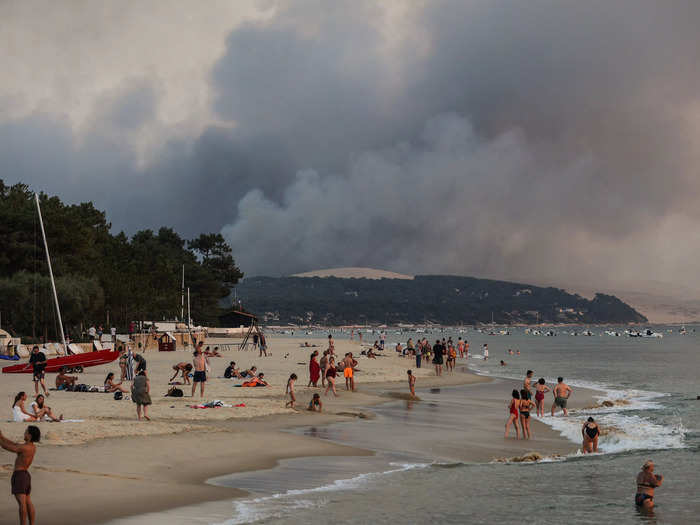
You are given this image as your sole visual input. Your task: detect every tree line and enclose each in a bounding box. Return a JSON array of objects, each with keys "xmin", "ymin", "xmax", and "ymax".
[{"xmin": 0, "ymin": 181, "xmax": 243, "ymax": 342}]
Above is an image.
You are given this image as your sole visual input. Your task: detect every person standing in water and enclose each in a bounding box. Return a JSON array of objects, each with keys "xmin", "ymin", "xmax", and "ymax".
[
  {"xmin": 1, "ymin": 425, "xmax": 40, "ymax": 525},
  {"xmin": 407, "ymin": 370, "xmax": 416, "ymax": 397},
  {"xmin": 582, "ymin": 417, "xmax": 600, "ymax": 453},
  {"xmin": 635, "ymin": 460, "xmax": 663, "ymax": 509},
  {"xmin": 519, "ymin": 389, "xmax": 535, "ymax": 439},
  {"xmin": 551, "ymin": 377, "xmax": 572, "ymax": 416},
  {"xmin": 285, "ymin": 373, "xmax": 297, "ymax": 409}
]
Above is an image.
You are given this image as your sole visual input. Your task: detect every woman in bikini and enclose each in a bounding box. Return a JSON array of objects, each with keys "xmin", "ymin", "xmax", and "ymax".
[
  {"xmin": 635, "ymin": 460, "xmax": 663, "ymax": 509},
  {"xmin": 324, "ymin": 357, "xmax": 338, "ymax": 397},
  {"xmin": 519, "ymin": 389, "xmax": 535, "ymax": 439},
  {"xmin": 581, "ymin": 416, "xmax": 600, "ymax": 453},
  {"xmin": 534, "ymin": 378, "xmax": 550, "ymax": 417},
  {"xmin": 504, "ymin": 389, "xmax": 521, "ymax": 439}
]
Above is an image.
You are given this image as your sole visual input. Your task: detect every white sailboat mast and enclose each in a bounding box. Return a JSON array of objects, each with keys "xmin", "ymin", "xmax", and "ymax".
[{"xmin": 35, "ymin": 193, "xmax": 68, "ymax": 354}]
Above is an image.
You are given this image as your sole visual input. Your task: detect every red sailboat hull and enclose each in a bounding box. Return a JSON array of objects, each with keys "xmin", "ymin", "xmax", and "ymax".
[{"xmin": 2, "ymin": 349, "xmax": 119, "ymax": 374}]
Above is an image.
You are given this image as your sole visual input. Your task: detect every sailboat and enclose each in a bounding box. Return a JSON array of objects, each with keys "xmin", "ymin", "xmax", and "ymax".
[{"xmin": 3, "ymin": 194, "xmax": 119, "ymax": 374}]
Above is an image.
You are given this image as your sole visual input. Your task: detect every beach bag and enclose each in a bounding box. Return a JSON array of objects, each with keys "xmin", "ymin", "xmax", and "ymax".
[
  {"xmin": 166, "ymin": 387, "xmax": 184, "ymax": 397},
  {"xmin": 114, "ymin": 391, "xmax": 123, "ymax": 400}
]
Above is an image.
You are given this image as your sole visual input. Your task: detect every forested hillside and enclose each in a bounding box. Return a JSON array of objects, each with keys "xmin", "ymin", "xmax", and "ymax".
[
  {"xmin": 0, "ymin": 181, "xmax": 243, "ymax": 341},
  {"xmin": 236, "ymin": 275, "xmax": 647, "ymax": 325}
]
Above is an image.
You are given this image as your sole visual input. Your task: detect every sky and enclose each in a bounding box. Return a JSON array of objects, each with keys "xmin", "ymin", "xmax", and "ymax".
[{"xmin": 3, "ymin": 1, "xmax": 700, "ymax": 293}]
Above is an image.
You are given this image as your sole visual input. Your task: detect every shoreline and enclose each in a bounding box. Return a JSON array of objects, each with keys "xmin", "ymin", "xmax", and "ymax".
[{"xmin": 0, "ymin": 338, "xmax": 602, "ymax": 524}]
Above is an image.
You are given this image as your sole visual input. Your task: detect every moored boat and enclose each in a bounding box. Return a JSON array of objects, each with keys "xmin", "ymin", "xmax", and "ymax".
[{"xmin": 2, "ymin": 348, "xmax": 119, "ymax": 374}]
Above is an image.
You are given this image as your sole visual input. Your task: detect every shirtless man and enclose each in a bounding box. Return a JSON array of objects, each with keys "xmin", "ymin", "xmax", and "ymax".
[
  {"xmin": 343, "ymin": 353, "xmax": 357, "ymax": 391},
  {"xmin": 551, "ymin": 377, "xmax": 573, "ymax": 416},
  {"xmin": 55, "ymin": 367, "xmax": 77, "ymax": 390},
  {"xmin": 170, "ymin": 362, "xmax": 193, "ymax": 384},
  {"xmin": 191, "ymin": 345, "xmax": 208, "ymax": 397},
  {"xmin": 0, "ymin": 426, "xmax": 40, "ymax": 525},
  {"xmin": 523, "ymin": 370, "xmax": 534, "ymax": 400},
  {"xmin": 407, "ymin": 370, "xmax": 416, "ymax": 397},
  {"xmin": 635, "ymin": 461, "xmax": 663, "ymax": 509}
]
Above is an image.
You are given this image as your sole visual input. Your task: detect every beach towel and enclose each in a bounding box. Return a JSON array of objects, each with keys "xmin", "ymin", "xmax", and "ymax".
[{"xmin": 125, "ymin": 350, "xmax": 134, "ymax": 381}]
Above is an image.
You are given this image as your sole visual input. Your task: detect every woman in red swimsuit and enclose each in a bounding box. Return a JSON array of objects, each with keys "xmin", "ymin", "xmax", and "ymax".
[
  {"xmin": 505, "ymin": 389, "xmax": 521, "ymax": 439},
  {"xmin": 535, "ymin": 378, "xmax": 550, "ymax": 417}
]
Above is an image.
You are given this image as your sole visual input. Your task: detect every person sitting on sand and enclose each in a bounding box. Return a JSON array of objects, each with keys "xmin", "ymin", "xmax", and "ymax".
[
  {"xmin": 55, "ymin": 367, "xmax": 78, "ymax": 390},
  {"xmin": 30, "ymin": 395, "xmax": 62, "ymax": 422},
  {"xmin": 224, "ymin": 361, "xmax": 241, "ymax": 379},
  {"xmin": 131, "ymin": 370, "xmax": 151, "ymax": 420},
  {"xmin": 367, "ymin": 348, "xmax": 377, "ymax": 359},
  {"xmin": 519, "ymin": 389, "xmax": 535, "ymax": 440},
  {"xmin": 12, "ymin": 392, "xmax": 40, "ymax": 422},
  {"xmin": 534, "ymin": 378, "xmax": 550, "ymax": 417},
  {"xmin": 407, "ymin": 370, "xmax": 416, "ymax": 397},
  {"xmin": 636, "ymin": 460, "xmax": 663, "ymax": 509},
  {"xmin": 242, "ymin": 373, "xmax": 269, "ymax": 387},
  {"xmin": 505, "ymin": 389, "xmax": 521, "ymax": 439},
  {"xmin": 204, "ymin": 346, "xmax": 222, "ymax": 357},
  {"xmin": 500, "ymin": 360, "xmax": 507, "ymax": 366},
  {"xmin": 581, "ymin": 417, "xmax": 600, "ymax": 453},
  {"xmin": 240, "ymin": 366, "xmax": 257, "ymax": 378},
  {"xmin": 285, "ymin": 373, "xmax": 297, "ymax": 409},
  {"xmin": 169, "ymin": 362, "xmax": 193, "ymax": 384},
  {"xmin": 551, "ymin": 377, "xmax": 573, "ymax": 416},
  {"xmin": 308, "ymin": 393, "xmax": 323, "ymax": 412},
  {"xmin": 104, "ymin": 372, "xmax": 129, "ymax": 394}
]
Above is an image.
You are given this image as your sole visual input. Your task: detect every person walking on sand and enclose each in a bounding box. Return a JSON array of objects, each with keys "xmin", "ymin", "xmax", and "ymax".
[
  {"xmin": 407, "ymin": 370, "xmax": 416, "ymax": 397},
  {"xmin": 191, "ymin": 345, "xmax": 207, "ymax": 397},
  {"xmin": 551, "ymin": 377, "xmax": 573, "ymax": 416},
  {"xmin": 482, "ymin": 343, "xmax": 489, "ymax": 360},
  {"xmin": 534, "ymin": 378, "xmax": 550, "ymax": 417},
  {"xmin": 29, "ymin": 346, "xmax": 48, "ymax": 398},
  {"xmin": 582, "ymin": 417, "xmax": 600, "ymax": 453},
  {"xmin": 636, "ymin": 460, "xmax": 663, "ymax": 509},
  {"xmin": 285, "ymin": 373, "xmax": 297, "ymax": 409},
  {"xmin": 1, "ymin": 425, "xmax": 40, "ymax": 525},
  {"xmin": 519, "ymin": 389, "xmax": 535, "ymax": 439},
  {"xmin": 505, "ymin": 390, "xmax": 521, "ymax": 439},
  {"xmin": 259, "ymin": 332, "xmax": 268, "ymax": 357},
  {"xmin": 131, "ymin": 370, "xmax": 151, "ymax": 420},
  {"xmin": 324, "ymin": 357, "xmax": 338, "ymax": 397},
  {"xmin": 319, "ymin": 350, "xmax": 329, "ymax": 387}
]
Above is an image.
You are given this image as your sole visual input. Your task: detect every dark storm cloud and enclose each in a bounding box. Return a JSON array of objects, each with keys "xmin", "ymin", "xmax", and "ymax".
[{"xmin": 3, "ymin": 1, "xmax": 700, "ymax": 288}]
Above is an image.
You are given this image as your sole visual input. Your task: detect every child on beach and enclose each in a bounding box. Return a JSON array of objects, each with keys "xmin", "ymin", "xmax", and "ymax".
[
  {"xmin": 535, "ymin": 378, "xmax": 550, "ymax": 417},
  {"xmin": 308, "ymin": 393, "xmax": 323, "ymax": 412},
  {"xmin": 285, "ymin": 373, "xmax": 297, "ymax": 409},
  {"xmin": 407, "ymin": 370, "xmax": 416, "ymax": 397},
  {"xmin": 505, "ymin": 389, "xmax": 521, "ymax": 439},
  {"xmin": 519, "ymin": 389, "xmax": 535, "ymax": 439}
]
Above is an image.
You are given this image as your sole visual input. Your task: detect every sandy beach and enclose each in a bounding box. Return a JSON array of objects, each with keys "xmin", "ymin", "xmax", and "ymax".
[{"xmin": 0, "ymin": 336, "xmax": 600, "ymax": 524}]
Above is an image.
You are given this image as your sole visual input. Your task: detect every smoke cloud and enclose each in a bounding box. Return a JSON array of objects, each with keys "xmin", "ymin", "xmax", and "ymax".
[{"xmin": 3, "ymin": 1, "xmax": 700, "ymax": 291}]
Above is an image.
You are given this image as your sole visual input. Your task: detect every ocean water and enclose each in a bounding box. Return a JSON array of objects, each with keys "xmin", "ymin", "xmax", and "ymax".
[{"xmin": 206, "ymin": 326, "xmax": 699, "ymax": 524}]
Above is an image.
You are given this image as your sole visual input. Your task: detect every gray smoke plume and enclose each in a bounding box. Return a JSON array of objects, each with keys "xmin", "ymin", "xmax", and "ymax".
[{"xmin": 3, "ymin": 1, "xmax": 700, "ymax": 291}]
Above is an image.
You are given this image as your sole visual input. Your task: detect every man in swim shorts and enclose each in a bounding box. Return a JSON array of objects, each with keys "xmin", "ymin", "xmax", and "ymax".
[
  {"xmin": 343, "ymin": 353, "xmax": 356, "ymax": 391},
  {"xmin": 1, "ymin": 425, "xmax": 40, "ymax": 525},
  {"xmin": 635, "ymin": 460, "xmax": 663, "ymax": 509},
  {"xmin": 191, "ymin": 345, "xmax": 208, "ymax": 398},
  {"xmin": 523, "ymin": 370, "xmax": 533, "ymax": 400},
  {"xmin": 551, "ymin": 377, "xmax": 572, "ymax": 416}
]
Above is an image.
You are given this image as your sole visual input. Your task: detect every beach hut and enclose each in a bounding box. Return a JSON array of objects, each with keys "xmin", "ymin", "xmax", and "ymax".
[{"xmin": 158, "ymin": 332, "xmax": 176, "ymax": 352}]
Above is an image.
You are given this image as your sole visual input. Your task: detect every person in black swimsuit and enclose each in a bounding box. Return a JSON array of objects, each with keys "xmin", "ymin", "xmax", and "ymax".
[
  {"xmin": 581, "ymin": 417, "xmax": 600, "ymax": 453},
  {"xmin": 635, "ymin": 460, "xmax": 663, "ymax": 509}
]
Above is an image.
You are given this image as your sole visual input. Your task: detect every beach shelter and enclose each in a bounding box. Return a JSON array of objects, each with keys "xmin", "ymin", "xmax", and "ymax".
[{"xmin": 158, "ymin": 332, "xmax": 176, "ymax": 352}]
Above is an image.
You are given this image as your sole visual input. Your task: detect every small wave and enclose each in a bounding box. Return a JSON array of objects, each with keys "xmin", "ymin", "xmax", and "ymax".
[{"xmin": 218, "ymin": 463, "xmax": 429, "ymax": 525}]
